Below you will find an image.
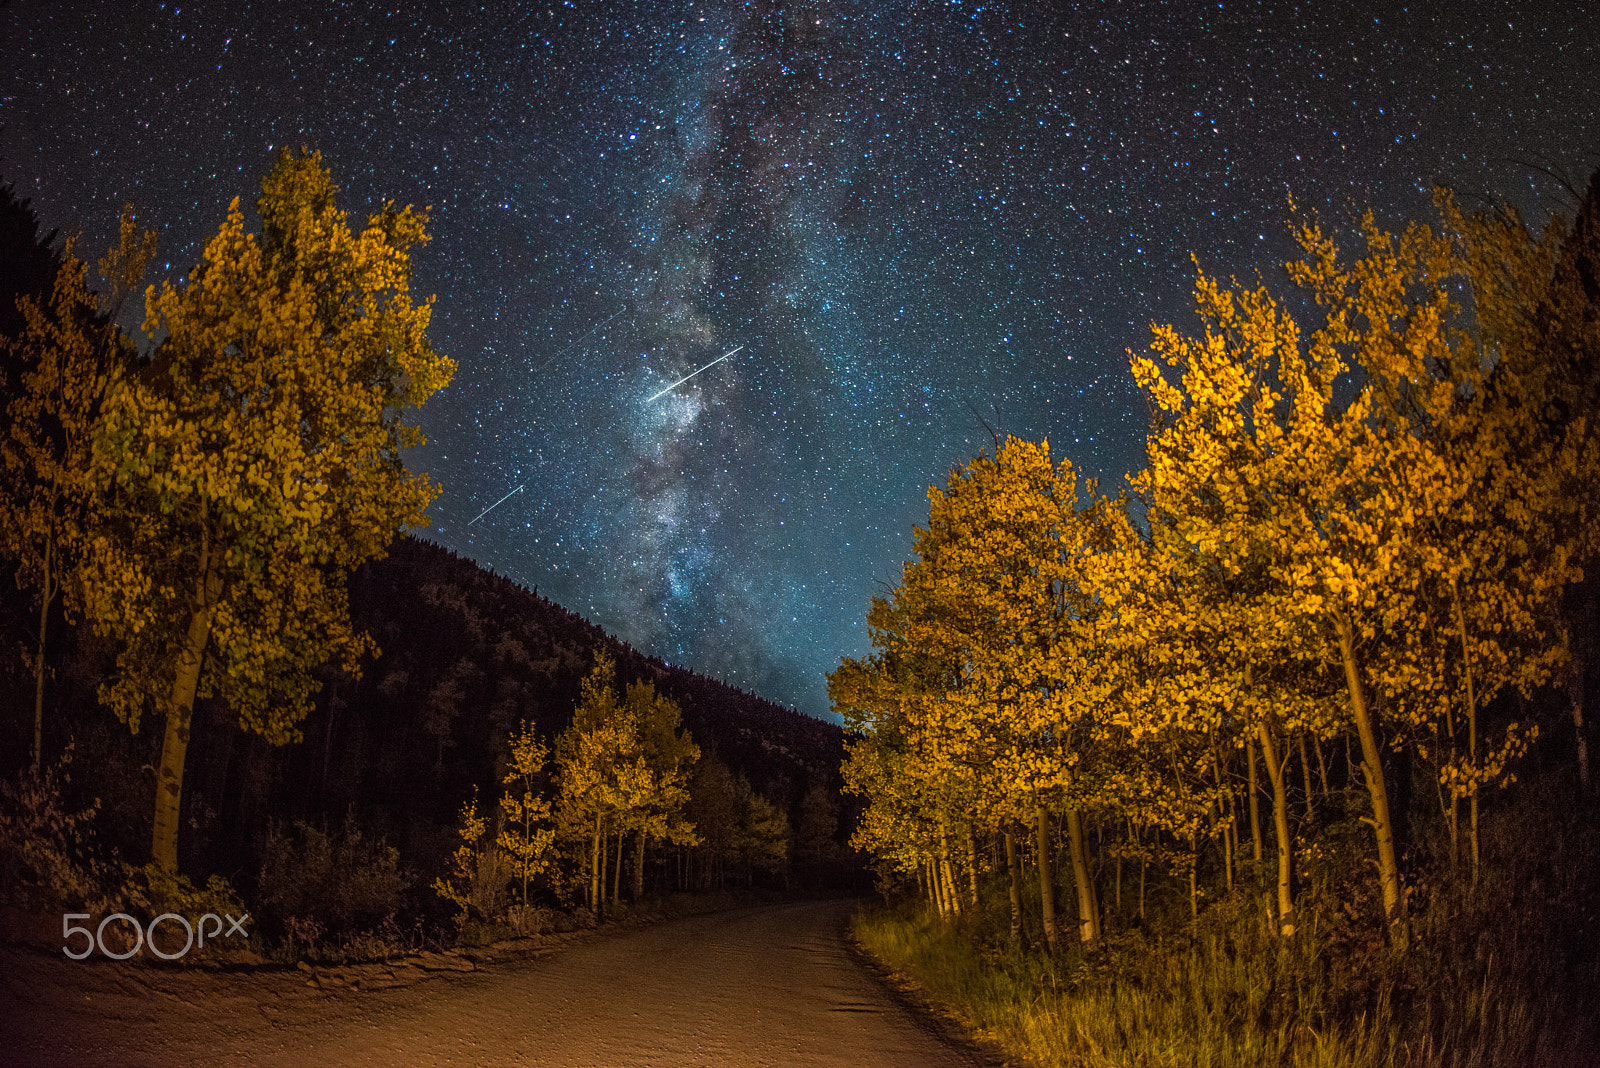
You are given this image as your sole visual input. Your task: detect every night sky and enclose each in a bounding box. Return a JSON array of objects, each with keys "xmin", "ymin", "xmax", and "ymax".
[{"xmin": 2, "ymin": 0, "xmax": 1595, "ymax": 720}]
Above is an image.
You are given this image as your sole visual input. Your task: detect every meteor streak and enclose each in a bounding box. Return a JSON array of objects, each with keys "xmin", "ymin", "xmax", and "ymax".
[
  {"xmin": 647, "ymin": 346, "xmax": 744, "ymax": 402},
  {"xmin": 467, "ymin": 483, "xmax": 525, "ymax": 526},
  {"xmin": 470, "ymin": 343, "xmax": 745, "ymax": 528}
]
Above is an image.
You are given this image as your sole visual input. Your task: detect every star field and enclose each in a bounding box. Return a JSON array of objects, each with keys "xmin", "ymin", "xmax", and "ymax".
[{"xmin": 2, "ymin": 0, "xmax": 1594, "ymax": 719}]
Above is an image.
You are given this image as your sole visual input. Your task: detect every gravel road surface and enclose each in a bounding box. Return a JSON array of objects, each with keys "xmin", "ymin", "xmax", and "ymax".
[{"xmin": 2, "ymin": 899, "xmax": 992, "ymax": 1067}]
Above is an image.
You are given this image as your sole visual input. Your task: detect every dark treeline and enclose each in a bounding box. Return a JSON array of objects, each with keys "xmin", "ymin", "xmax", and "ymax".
[{"xmin": 0, "ymin": 532, "xmax": 862, "ymax": 918}]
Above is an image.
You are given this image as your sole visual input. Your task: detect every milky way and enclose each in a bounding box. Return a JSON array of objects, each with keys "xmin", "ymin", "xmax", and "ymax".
[{"xmin": 2, "ymin": 0, "xmax": 1595, "ymax": 718}]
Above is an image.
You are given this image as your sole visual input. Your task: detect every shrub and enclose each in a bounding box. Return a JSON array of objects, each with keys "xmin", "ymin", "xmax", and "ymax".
[
  {"xmin": 117, "ymin": 862, "xmax": 249, "ymax": 961},
  {"xmin": 432, "ymin": 790, "xmax": 511, "ymax": 927},
  {"xmin": 257, "ymin": 815, "xmax": 408, "ymax": 945},
  {"xmin": 0, "ymin": 744, "xmax": 111, "ymax": 911}
]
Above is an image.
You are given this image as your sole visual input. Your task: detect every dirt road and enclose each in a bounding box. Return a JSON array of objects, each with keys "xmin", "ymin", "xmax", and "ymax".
[{"xmin": 2, "ymin": 900, "xmax": 992, "ymax": 1067}]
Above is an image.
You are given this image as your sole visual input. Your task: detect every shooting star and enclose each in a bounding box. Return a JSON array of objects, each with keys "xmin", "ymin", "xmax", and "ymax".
[
  {"xmin": 467, "ymin": 483, "xmax": 525, "ymax": 526},
  {"xmin": 647, "ymin": 346, "xmax": 744, "ymax": 402}
]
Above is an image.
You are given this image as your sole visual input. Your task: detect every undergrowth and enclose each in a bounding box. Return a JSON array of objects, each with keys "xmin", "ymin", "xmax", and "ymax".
[{"xmin": 853, "ymin": 779, "xmax": 1600, "ymax": 1068}]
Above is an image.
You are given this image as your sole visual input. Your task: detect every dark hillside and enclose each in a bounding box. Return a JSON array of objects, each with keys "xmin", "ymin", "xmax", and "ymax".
[{"xmin": 3, "ymin": 534, "xmax": 853, "ymax": 900}]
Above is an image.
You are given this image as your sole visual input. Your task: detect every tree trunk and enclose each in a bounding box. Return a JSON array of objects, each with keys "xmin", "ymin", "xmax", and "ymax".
[
  {"xmin": 151, "ymin": 599, "xmax": 216, "ymax": 872},
  {"xmin": 1139, "ymin": 847, "xmax": 1147, "ymax": 922},
  {"xmin": 612, "ymin": 830, "xmax": 623, "ymax": 905},
  {"xmin": 634, "ymin": 831, "xmax": 647, "ymax": 900},
  {"xmin": 965, "ymin": 825, "xmax": 980, "ymax": 910},
  {"xmin": 1004, "ymin": 829, "xmax": 1023, "ymax": 942},
  {"xmin": 1335, "ymin": 612, "xmax": 1404, "ymax": 933},
  {"xmin": 1247, "ymin": 733, "xmax": 1264, "ymax": 865},
  {"xmin": 31, "ymin": 498, "xmax": 57, "ymax": 776},
  {"xmin": 1257, "ymin": 721, "xmax": 1295, "ymax": 937},
  {"xmin": 1219, "ymin": 800, "xmax": 1234, "ymax": 892},
  {"xmin": 1065, "ymin": 808, "xmax": 1100, "ymax": 944},
  {"xmin": 1137, "ymin": 820, "xmax": 1148, "ymax": 922},
  {"xmin": 938, "ymin": 818, "xmax": 961, "ymax": 917},
  {"xmin": 1187, "ymin": 837, "xmax": 1198, "ymax": 920},
  {"xmin": 1451, "ymin": 580, "xmax": 1481, "ymax": 885},
  {"xmin": 1212, "ymin": 751, "xmax": 1233, "ymax": 892},
  {"xmin": 589, "ymin": 813, "xmax": 602, "ymax": 914},
  {"xmin": 1035, "ymin": 802, "xmax": 1058, "ymax": 951},
  {"xmin": 1298, "ymin": 732, "xmax": 1316, "ymax": 823},
  {"xmin": 1571, "ymin": 658, "xmax": 1589, "ymax": 794},
  {"xmin": 1116, "ymin": 820, "xmax": 1127, "ymax": 919}
]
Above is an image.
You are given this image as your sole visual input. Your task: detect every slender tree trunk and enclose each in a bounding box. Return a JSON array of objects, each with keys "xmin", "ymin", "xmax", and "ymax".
[
  {"xmin": 1247, "ymin": 734, "xmax": 1264, "ymax": 865},
  {"xmin": 938, "ymin": 818, "xmax": 961, "ymax": 917},
  {"xmin": 589, "ymin": 813, "xmax": 602, "ymax": 915},
  {"xmin": 965, "ymin": 825, "xmax": 980, "ymax": 910},
  {"xmin": 634, "ymin": 831, "xmax": 646, "ymax": 900},
  {"xmin": 1065, "ymin": 808, "xmax": 1100, "ymax": 944},
  {"xmin": 32, "ymin": 500, "xmax": 57, "ymax": 775},
  {"xmin": 1446, "ymin": 753, "xmax": 1460, "ymax": 871},
  {"xmin": 612, "ymin": 830, "xmax": 623, "ymax": 905},
  {"xmin": 151, "ymin": 573, "xmax": 218, "ymax": 873},
  {"xmin": 317, "ymin": 686, "xmax": 333, "ymax": 805},
  {"xmin": 1298, "ymin": 733, "xmax": 1316, "ymax": 823},
  {"xmin": 1116, "ymin": 820, "xmax": 1128, "ymax": 918},
  {"xmin": 1138, "ymin": 827, "xmax": 1147, "ymax": 922},
  {"xmin": 1212, "ymin": 751, "xmax": 1233, "ymax": 892},
  {"xmin": 1451, "ymin": 580, "xmax": 1481, "ymax": 885},
  {"xmin": 1187, "ymin": 837, "xmax": 1199, "ymax": 920},
  {"xmin": 1257, "ymin": 722, "xmax": 1295, "ymax": 937},
  {"xmin": 1571, "ymin": 660, "xmax": 1589, "ymax": 794},
  {"xmin": 1335, "ymin": 612, "xmax": 1404, "ymax": 932},
  {"xmin": 520, "ymin": 806, "xmax": 532, "ymax": 907},
  {"xmin": 1035, "ymin": 802, "xmax": 1058, "ymax": 951},
  {"xmin": 1314, "ymin": 735, "xmax": 1330, "ymax": 796},
  {"xmin": 1004, "ymin": 829, "xmax": 1023, "ymax": 942},
  {"xmin": 1219, "ymin": 800, "xmax": 1234, "ymax": 892}
]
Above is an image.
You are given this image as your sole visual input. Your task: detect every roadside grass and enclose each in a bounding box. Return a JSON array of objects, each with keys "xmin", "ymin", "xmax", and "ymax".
[{"xmin": 851, "ymin": 781, "xmax": 1600, "ymax": 1068}]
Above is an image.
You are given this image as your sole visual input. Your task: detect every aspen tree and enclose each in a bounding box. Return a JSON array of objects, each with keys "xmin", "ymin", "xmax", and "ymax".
[
  {"xmin": 497, "ymin": 721, "xmax": 556, "ymax": 908},
  {"xmin": 1291, "ymin": 211, "xmax": 1574, "ymax": 882},
  {"xmin": 909, "ymin": 439, "xmax": 1117, "ymax": 944},
  {"xmin": 556, "ymin": 653, "xmax": 634, "ymax": 914},
  {"xmin": 86, "ymin": 151, "xmax": 452, "ymax": 872},
  {"xmin": 1129, "ymin": 267, "xmax": 1426, "ymax": 931},
  {"xmin": 1, "ymin": 219, "xmax": 151, "ymax": 772},
  {"xmin": 556, "ymin": 654, "xmax": 700, "ymax": 909},
  {"xmin": 833, "ymin": 611, "xmax": 984, "ymax": 912},
  {"xmin": 433, "ymin": 790, "xmax": 498, "ymax": 925},
  {"xmin": 623, "ymin": 677, "xmax": 700, "ymax": 899},
  {"xmin": 1089, "ymin": 469, "xmax": 1324, "ymax": 935},
  {"xmin": 1442, "ymin": 187, "xmax": 1600, "ymax": 797}
]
